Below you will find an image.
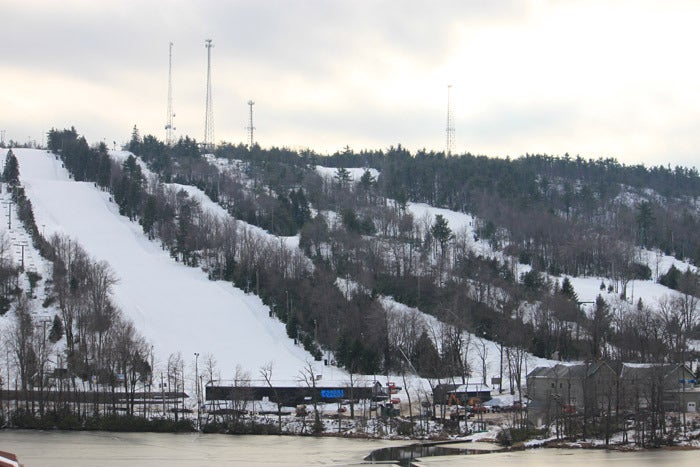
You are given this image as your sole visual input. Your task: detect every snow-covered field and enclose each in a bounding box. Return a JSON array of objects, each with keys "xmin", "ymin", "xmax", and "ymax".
[{"xmin": 9, "ymin": 148, "xmax": 337, "ymax": 383}]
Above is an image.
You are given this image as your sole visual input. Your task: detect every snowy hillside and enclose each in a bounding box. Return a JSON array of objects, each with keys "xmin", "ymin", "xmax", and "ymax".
[
  {"xmin": 403, "ymin": 199, "xmax": 695, "ymax": 315},
  {"xmin": 317, "ymin": 161, "xmax": 693, "ymax": 314},
  {"xmin": 319, "ymin": 164, "xmax": 699, "ymax": 378},
  {"xmin": 6, "ymin": 147, "xmax": 694, "ymax": 396},
  {"xmin": 111, "ymin": 149, "xmax": 302, "ymax": 251},
  {"xmin": 10, "ymin": 148, "xmax": 340, "ymax": 383}
]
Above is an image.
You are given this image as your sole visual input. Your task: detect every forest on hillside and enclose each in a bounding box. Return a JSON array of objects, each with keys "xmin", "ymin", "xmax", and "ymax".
[{"xmin": 37, "ymin": 128, "xmax": 700, "ymax": 384}]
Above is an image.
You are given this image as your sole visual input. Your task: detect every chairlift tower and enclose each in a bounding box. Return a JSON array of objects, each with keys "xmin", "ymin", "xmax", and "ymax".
[
  {"xmin": 165, "ymin": 42, "xmax": 176, "ymax": 146},
  {"xmin": 246, "ymin": 100, "xmax": 255, "ymax": 148},
  {"xmin": 203, "ymin": 39, "xmax": 215, "ymax": 152},
  {"xmin": 446, "ymin": 84, "xmax": 455, "ymax": 155}
]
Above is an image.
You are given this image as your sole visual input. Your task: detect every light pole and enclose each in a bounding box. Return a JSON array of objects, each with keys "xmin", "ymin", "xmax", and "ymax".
[
  {"xmin": 5, "ymin": 349, "xmax": 10, "ymax": 419},
  {"xmin": 160, "ymin": 372, "xmax": 166, "ymax": 417},
  {"xmin": 194, "ymin": 352, "xmax": 200, "ymax": 430}
]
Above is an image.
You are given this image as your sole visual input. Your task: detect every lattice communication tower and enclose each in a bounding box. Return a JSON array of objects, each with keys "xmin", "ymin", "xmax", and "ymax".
[
  {"xmin": 204, "ymin": 39, "xmax": 215, "ymax": 152},
  {"xmin": 446, "ymin": 84, "xmax": 455, "ymax": 155},
  {"xmin": 246, "ymin": 100, "xmax": 255, "ymax": 148},
  {"xmin": 165, "ymin": 42, "xmax": 176, "ymax": 146}
]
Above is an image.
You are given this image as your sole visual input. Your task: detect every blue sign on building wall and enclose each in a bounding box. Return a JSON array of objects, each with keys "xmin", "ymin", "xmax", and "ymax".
[{"xmin": 321, "ymin": 389, "xmax": 345, "ymax": 399}]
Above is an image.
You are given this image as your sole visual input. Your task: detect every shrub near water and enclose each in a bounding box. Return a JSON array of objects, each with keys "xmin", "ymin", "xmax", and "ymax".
[
  {"xmin": 225, "ymin": 420, "xmax": 282, "ymax": 435},
  {"xmin": 496, "ymin": 426, "xmax": 542, "ymax": 446},
  {"xmin": 84, "ymin": 415, "xmax": 195, "ymax": 432},
  {"xmin": 10, "ymin": 411, "xmax": 194, "ymax": 432},
  {"xmin": 11, "ymin": 410, "xmax": 81, "ymax": 430},
  {"xmin": 201, "ymin": 420, "xmax": 282, "ymax": 435}
]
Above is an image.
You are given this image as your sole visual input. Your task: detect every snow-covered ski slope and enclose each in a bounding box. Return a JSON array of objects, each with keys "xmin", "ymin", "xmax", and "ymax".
[{"xmin": 13, "ymin": 149, "xmax": 337, "ymax": 382}]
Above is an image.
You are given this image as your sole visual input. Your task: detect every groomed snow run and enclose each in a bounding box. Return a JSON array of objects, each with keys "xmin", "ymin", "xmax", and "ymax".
[{"xmin": 12, "ymin": 149, "xmax": 341, "ymax": 383}]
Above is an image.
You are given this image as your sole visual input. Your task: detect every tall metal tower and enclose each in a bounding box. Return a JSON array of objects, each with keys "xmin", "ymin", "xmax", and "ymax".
[
  {"xmin": 446, "ymin": 84, "xmax": 455, "ymax": 155},
  {"xmin": 203, "ymin": 39, "xmax": 215, "ymax": 152},
  {"xmin": 246, "ymin": 100, "xmax": 255, "ymax": 148},
  {"xmin": 165, "ymin": 42, "xmax": 176, "ymax": 146}
]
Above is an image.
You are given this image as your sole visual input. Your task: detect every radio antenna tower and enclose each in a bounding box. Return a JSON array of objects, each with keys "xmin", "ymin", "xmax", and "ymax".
[
  {"xmin": 446, "ymin": 84, "xmax": 455, "ymax": 155},
  {"xmin": 203, "ymin": 39, "xmax": 215, "ymax": 152},
  {"xmin": 165, "ymin": 42, "xmax": 176, "ymax": 146},
  {"xmin": 246, "ymin": 100, "xmax": 255, "ymax": 147}
]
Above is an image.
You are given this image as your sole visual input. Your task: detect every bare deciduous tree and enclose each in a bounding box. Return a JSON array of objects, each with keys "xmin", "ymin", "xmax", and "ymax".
[
  {"xmin": 259, "ymin": 361, "xmax": 283, "ymax": 432},
  {"xmin": 298, "ymin": 361, "xmax": 322, "ymax": 434}
]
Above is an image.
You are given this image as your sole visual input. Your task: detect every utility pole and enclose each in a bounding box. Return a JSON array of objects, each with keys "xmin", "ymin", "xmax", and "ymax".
[
  {"xmin": 5, "ymin": 349, "xmax": 10, "ymax": 419},
  {"xmin": 16, "ymin": 242, "xmax": 27, "ymax": 270},
  {"xmin": 36, "ymin": 318, "xmax": 52, "ymax": 415},
  {"xmin": 194, "ymin": 352, "xmax": 200, "ymax": 430},
  {"xmin": 161, "ymin": 372, "xmax": 166, "ymax": 417}
]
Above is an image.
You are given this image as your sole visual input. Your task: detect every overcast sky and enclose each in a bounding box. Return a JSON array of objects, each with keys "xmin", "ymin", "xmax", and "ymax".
[{"xmin": 2, "ymin": 0, "xmax": 699, "ymax": 168}]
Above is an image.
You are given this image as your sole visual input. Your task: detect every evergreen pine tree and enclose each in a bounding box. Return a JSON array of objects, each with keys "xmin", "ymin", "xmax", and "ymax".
[
  {"xmin": 636, "ymin": 201, "xmax": 654, "ymax": 247},
  {"xmin": 413, "ymin": 330, "xmax": 441, "ymax": 377},
  {"xmin": 128, "ymin": 125, "xmax": 141, "ymax": 153},
  {"xmin": 48, "ymin": 314, "xmax": 64, "ymax": 343},
  {"xmin": 3, "ymin": 149, "xmax": 19, "ymax": 185},
  {"xmin": 359, "ymin": 169, "xmax": 375, "ymax": 190},
  {"xmin": 659, "ymin": 264, "xmax": 681, "ymax": 290},
  {"xmin": 431, "ymin": 214, "xmax": 453, "ymax": 255},
  {"xmin": 561, "ymin": 277, "xmax": 579, "ymax": 302},
  {"xmin": 334, "ymin": 167, "xmax": 352, "ymax": 185}
]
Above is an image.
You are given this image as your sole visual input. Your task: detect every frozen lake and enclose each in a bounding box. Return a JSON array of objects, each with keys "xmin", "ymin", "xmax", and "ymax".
[{"xmin": 2, "ymin": 430, "xmax": 700, "ymax": 466}]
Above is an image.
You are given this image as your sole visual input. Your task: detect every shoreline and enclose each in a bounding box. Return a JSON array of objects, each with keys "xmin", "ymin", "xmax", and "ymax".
[{"xmin": 4, "ymin": 422, "xmax": 700, "ymax": 452}]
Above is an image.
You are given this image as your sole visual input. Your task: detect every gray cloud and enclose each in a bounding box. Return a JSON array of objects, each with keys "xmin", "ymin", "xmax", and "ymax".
[{"xmin": 1, "ymin": 0, "xmax": 698, "ymax": 169}]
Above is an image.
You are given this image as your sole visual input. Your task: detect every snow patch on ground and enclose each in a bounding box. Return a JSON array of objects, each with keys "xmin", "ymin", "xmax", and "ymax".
[{"xmin": 315, "ymin": 166, "xmax": 379, "ymax": 183}]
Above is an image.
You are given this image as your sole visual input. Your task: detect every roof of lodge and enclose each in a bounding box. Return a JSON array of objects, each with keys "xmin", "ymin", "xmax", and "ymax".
[{"xmin": 528, "ymin": 362, "xmax": 692, "ymax": 380}]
